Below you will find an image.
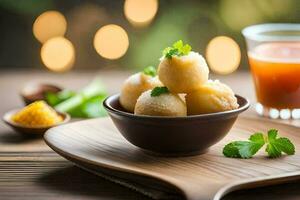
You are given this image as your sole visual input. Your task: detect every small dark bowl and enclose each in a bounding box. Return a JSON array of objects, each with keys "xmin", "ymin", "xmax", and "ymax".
[
  {"xmin": 3, "ymin": 109, "xmax": 70, "ymax": 135},
  {"xmin": 21, "ymin": 83, "xmax": 62, "ymax": 105},
  {"xmin": 103, "ymin": 94, "xmax": 250, "ymax": 156}
]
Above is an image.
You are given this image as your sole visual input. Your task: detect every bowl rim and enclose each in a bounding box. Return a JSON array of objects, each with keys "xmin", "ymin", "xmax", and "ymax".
[
  {"xmin": 242, "ymin": 23, "xmax": 300, "ymax": 42},
  {"xmin": 2, "ymin": 108, "xmax": 70, "ymax": 129},
  {"xmin": 103, "ymin": 94, "xmax": 250, "ymax": 120}
]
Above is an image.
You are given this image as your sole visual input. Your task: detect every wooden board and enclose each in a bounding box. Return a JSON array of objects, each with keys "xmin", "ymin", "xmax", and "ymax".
[{"xmin": 44, "ymin": 117, "xmax": 300, "ymax": 200}]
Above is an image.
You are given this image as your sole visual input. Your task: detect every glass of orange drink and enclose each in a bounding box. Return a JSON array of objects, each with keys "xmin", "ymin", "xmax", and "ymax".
[{"xmin": 242, "ymin": 24, "xmax": 300, "ymax": 119}]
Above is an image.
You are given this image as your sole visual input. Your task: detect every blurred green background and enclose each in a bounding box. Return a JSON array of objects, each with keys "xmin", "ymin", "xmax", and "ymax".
[{"xmin": 0, "ymin": 0, "xmax": 299, "ymax": 71}]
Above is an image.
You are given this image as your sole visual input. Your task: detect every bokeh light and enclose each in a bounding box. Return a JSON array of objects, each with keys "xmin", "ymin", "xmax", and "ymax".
[
  {"xmin": 33, "ymin": 10, "xmax": 67, "ymax": 43},
  {"xmin": 67, "ymin": 3, "xmax": 110, "ymax": 68},
  {"xmin": 124, "ymin": 0, "xmax": 158, "ymax": 27},
  {"xmin": 41, "ymin": 37, "xmax": 75, "ymax": 72},
  {"xmin": 93, "ymin": 24, "xmax": 129, "ymax": 60},
  {"xmin": 206, "ymin": 36, "xmax": 241, "ymax": 75}
]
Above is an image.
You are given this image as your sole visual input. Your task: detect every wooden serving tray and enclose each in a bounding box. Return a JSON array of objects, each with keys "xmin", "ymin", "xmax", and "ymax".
[{"xmin": 44, "ymin": 117, "xmax": 300, "ymax": 200}]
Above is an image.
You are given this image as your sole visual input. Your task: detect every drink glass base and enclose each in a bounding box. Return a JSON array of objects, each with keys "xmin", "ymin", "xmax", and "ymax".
[{"xmin": 255, "ymin": 103, "xmax": 300, "ymax": 119}]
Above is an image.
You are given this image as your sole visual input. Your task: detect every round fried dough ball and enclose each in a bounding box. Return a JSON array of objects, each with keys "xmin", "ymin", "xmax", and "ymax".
[
  {"xmin": 158, "ymin": 51, "xmax": 209, "ymax": 93},
  {"xmin": 134, "ymin": 90, "xmax": 187, "ymax": 117},
  {"xmin": 186, "ymin": 80, "xmax": 239, "ymax": 115},
  {"xmin": 120, "ymin": 73, "xmax": 161, "ymax": 112}
]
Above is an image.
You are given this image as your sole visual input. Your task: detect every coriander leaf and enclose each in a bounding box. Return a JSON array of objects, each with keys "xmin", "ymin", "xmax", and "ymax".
[
  {"xmin": 223, "ymin": 133, "xmax": 265, "ymax": 159},
  {"xmin": 266, "ymin": 129, "xmax": 295, "ymax": 158},
  {"xmin": 143, "ymin": 66, "xmax": 156, "ymax": 77},
  {"xmin": 181, "ymin": 44, "xmax": 192, "ymax": 55},
  {"xmin": 266, "ymin": 143, "xmax": 282, "ymax": 158},
  {"xmin": 162, "ymin": 40, "xmax": 192, "ymax": 59},
  {"xmin": 223, "ymin": 142, "xmax": 241, "ymax": 158},
  {"xmin": 236, "ymin": 141, "xmax": 264, "ymax": 158},
  {"xmin": 266, "ymin": 129, "xmax": 282, "ymax": 158},
  {"xmin": 173, "ymin": 40, "xmax": 183, "ymax": 49},
  {"xmin": 267, "ymin": 129, "xmax": 278, "ymax": 141},
  {"xmin": 223, "ymin": 140, "xmax": 264, "ymax": 159},
  {"xmin": 249, "ymin": 133, "xmax": 265, "ymax": 144},
  {"xmin": 223, "ymin": 129, "xmax": 295, "ymax": 159},
  {"xmin": 248, "ymin": 133, "xmax": 266, "ymax": 156},
  {"xmin": 165, "ymin": 48, "xmax": 179, "ymax": 59},
  {"xmin": 276, "ymin": 137, "xmax": 295, "ymax": 155},
  {"xmin": 162, "ymin": 47, "xmax": 172, "ymax": 56},
  {"xmin": 151, "ymin": 87, "xmax": 169, "ymax": 97},
  {"xmin": 237, "ymin": 141, "xmax": 261, "ymax": 158},
  {"xmin": 266, "ymin": 129, "xmax": 283, "ymax": 158}
]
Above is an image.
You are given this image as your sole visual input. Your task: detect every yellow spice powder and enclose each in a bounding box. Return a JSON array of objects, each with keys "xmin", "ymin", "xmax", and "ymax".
[{"xmin": 12, "ymin": 101, "xmax": 63, "ymax": 127}]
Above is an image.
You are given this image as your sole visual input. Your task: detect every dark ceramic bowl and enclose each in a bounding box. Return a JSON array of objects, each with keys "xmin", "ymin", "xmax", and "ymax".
[
  {"xmin": 103, "ymin": 94, "xmax": 250, "ymax": 156},
  {"xmin": 3, "ymin": 109, "xmax": 70, "ymax": 135},
  {"xmin": 21, "ymin": 83, "xmax": 62, "ymax": 105}
]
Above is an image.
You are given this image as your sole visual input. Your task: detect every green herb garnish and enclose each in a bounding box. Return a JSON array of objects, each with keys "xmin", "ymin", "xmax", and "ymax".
[
  {"xmin": 162, "ymin": 40, "xmax": 191, "ymax": 59},
  {"xmin": 151, "ymin": 87, "xmax": 169, "ymax": 97},
  {"xmin": 143, "ymin": 66, "xmax": 156, "ymax": 77},
  {"xmin": 54, "ymin": 78, "xmax": 108, "ymax": 118},
  {"xmin": 223, "ymin": 129, "xmax": 295, "ymax": 159},
  {"xmin": 266, "ymin": 129, "xmax": 295, "ymax": 158},
  {"xmin": 45, "ymin": 90, "xmax": 76, "ymax": 107}
]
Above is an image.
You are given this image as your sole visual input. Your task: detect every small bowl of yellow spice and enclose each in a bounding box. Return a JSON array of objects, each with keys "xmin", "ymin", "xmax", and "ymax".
[{"xmin": 3, "ymin": 101, "xmax": 70, "ymax": 135}]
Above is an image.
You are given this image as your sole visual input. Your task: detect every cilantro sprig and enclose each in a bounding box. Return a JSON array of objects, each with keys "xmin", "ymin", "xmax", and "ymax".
[
  {"xmin": 223, "ymin": 129, "xmax": 295, "ymax": 159},
  {"xmin": 143, "ymin": 66, "xmax": 156, "ymax": 77},
  {"xmin": 151, "ymin": 87, "xmax": 169, "ymax": 97},
  {"xmin": 162, "ymin": 40, "xmax": 192, "ymax": 59},
  {"xmin": 266, "ymin": 129, "xmax": 295, "ymax": 158}
]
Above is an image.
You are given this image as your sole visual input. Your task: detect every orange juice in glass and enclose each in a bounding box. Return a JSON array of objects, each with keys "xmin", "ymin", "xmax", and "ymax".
[{"xmin": 242, "ymin": 24, "xmax": 300, "ymax": 119}]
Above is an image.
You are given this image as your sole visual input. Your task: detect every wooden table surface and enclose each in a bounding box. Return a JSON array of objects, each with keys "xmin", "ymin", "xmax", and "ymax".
[{"xmin": 1, "ymin": 69, "xmax": 300, "ymax": 200}]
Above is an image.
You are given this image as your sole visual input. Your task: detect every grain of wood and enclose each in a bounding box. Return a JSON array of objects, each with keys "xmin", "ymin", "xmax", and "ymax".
[
  {"xmin": 0, "ymin": 160, "xmax": 150, "ymax": 200},
  {"xmin": 2, "ymin": 71, "xmax": 300, "ymax": 200},
  {"xmin": 45, "ymin": 117, "xmax": 300, "ymax": 200}
]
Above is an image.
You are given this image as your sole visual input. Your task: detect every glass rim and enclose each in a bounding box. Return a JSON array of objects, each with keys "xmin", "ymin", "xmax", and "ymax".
[{"xmin": 242, "ymin": 23, "xmax": 300, "ymax": 42}]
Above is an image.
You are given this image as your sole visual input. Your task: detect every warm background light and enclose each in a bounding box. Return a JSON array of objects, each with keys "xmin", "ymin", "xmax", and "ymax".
[
  {"xmin": 206, "ymin": 36, "xmax": 241, "ymax": 75},
  {"xmin": 93, "ymin": 24, "xmax": 129, "ymax": 60},
  {"xmin": 220, "ymin": 0, "xmax": 263, "ymax": 31},
  {"xmin": 33, "ymin": 11, "xmax": 67, "ymax": 43},
  {"xmin": 41, "ymin": 37, "xmax": 75, "ymax": 72},
  {"xmin": 124, "ymin": 0, "xmax": 158, "ymax": 26}
]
